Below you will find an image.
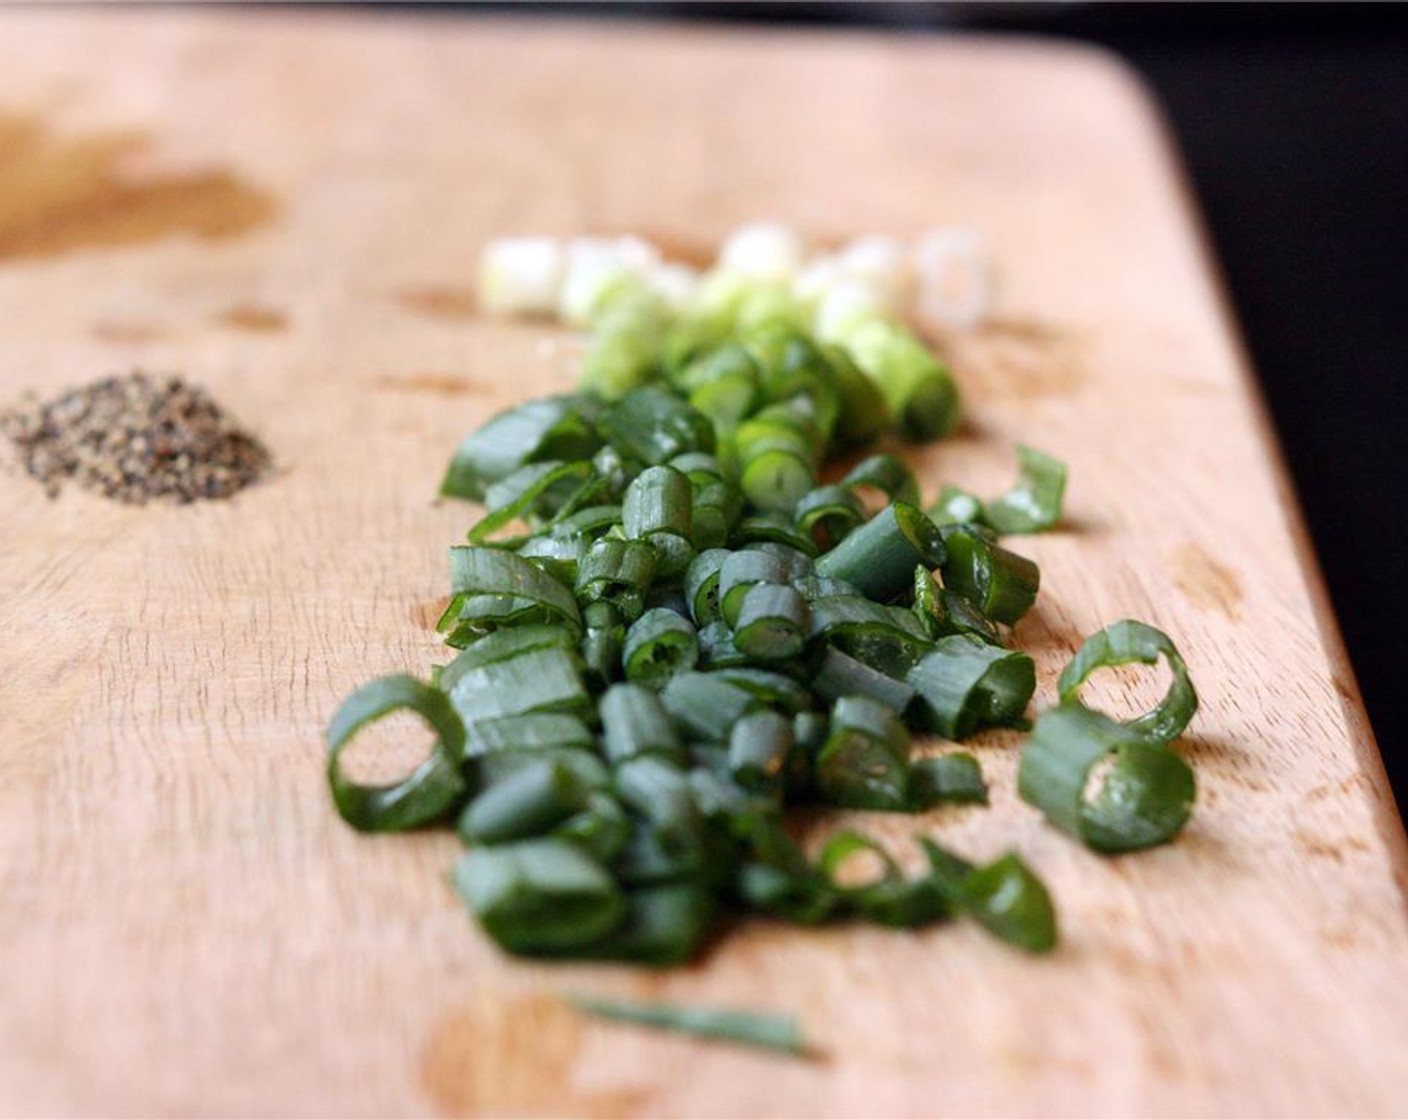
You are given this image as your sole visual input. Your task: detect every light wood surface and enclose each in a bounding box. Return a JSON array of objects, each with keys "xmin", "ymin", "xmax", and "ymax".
[{"xmin": 1, "ymin": 10, "xmax": 1405, "ymax": 1117}]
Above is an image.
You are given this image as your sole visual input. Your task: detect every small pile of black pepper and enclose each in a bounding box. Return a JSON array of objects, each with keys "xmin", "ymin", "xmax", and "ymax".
[{"xmin": 1, "ymin": 372, "xmax": 271, "ymax": 504}]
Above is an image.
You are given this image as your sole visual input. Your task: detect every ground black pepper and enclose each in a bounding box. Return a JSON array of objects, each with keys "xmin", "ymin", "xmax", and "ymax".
[{"xmin": 0, "ymin": 372, "xmax": 271, "ymax": 504}]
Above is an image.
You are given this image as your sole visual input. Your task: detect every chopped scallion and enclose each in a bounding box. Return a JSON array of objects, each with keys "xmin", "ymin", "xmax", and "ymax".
[{"xmin": 567, "ymin": 993, "xmax": 809, "ymax": 1056}]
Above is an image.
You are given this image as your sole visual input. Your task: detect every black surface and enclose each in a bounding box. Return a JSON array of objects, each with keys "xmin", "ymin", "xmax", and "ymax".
[
  {"xmin": 978, "ymin": 4, "xmax": 1408, "ymax": 792},
  {"xmin": 1076, "ymin": 10, "xmax": 1408, "ymax": 799},
  {"xmin": 410, "ymin": 3, "xmax": 1408, "ymax": 791}
]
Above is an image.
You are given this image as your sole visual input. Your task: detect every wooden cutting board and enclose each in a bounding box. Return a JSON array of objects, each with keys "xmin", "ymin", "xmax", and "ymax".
[{"xmin": 2, "ymin": 10, "xmax": 1405, "ymax": 1117}]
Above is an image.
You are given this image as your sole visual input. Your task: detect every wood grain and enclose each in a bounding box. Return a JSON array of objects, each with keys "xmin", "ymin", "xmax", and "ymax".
[{"xmin": 0, "ymin": 10, "xmax": 1405, "ymax": 1117}]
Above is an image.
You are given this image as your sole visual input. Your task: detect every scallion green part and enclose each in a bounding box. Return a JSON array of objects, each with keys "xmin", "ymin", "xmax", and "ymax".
[
  {"xmin": 614, "ymin": 756, "xmax": 701, "ymax": 856},
  {"xmin": 985, "ymin": 444, "xmax": 1067, "ymax": 535},
  {"xmin": 719, "ymin": 549, "xmax": 788, "ymax": 626},
  {"xmin": 841, "ymin": 453, "xmax": 920, "ymax": 506},
  {"xmin": 910, "ymin": 752, "xmax": 988, "ymax": 807},
  {"xmin": 326, "ymin": 674, "xmax": 469, "ymax": 832},
  {"xmin": 479, "ymin": 746, "xmax": 609, "ymax": 793},
  {"xmin": 794, "ymin": 484, "xmax": 865, "ymax": 551},
  {"xmin": 555, "ymin": 792, "xmax": 632, "ymax": 863},
  {"xmin": 600, "ymin": 386, "xmax": 715, "ymax": 466},
  {"xmin": 922, "ymin": 841, "xmax": 1057, "ymax": 952},
  {"xmin": 938, "ymin": 589, "xmax": 1004, "ymax": 645},
  {"xmin": 838, "ymin": 319, "xmax": 960, "ymax": 440},
  {"xmin": 622, "ymin": 608, "xmax": 700, "ymax": 687},
  {"xmin": 468, "ymin": 711, "xmax": 595, "ymax": 756},
  {"xmin": 813, "ymin": 501, "xmax": 945, "ymax": 601},
  {"xmin": 814, "ymin": 695, "xmax": 912, "ymax": 811},
  {"xmin": 450, "ymin": 546, "xmax": 583, "ymax": 635},
  {"xmin": 810, "ymin": 594, "xmax": 933, "ymax": 676},
  {"xmin": 732, "ymin": 583, "xmax": 809, "ymax": 661},
  {"xmin": 440, "ymin": 396, "xmax": 600, "ymax": 501},
  {"xmin": 447, "ymin": 645, "xmax": 591, "ymax": 725},
  {"xmin": 824, "ymin": 343, "xmax": 889, "ymax": 450},
  {"xmin": 728, "ymin": 709, "xmax": 794, "ymax": 792},
  {"xmin": 580, "ymin": 599, "xmax": 625, "ymax": 688},
  {"xmin": 1056, "ymin": 619, "xmax": 1197, "ymax": 745},
  {"xmin": 575, "ymin": 537, "xmax": 658, "ymax": 622},
  {"xmin": 453, "ymin": 839, "xmax": 625, "ymax": 956},
  {"xmin": 927, "ymin": 484, "xmax": 984, "ymax": 526},
  {"xmin": 622, "ymin": 465, "xmax": 694, "ymax": 577},
  {"xmin": 574, "ymin": 884, "xmax": 716, "ymax": 966},
  {"xmin": 683, "ymin": 548, "xmax": 729, "ymax": 625},
  {"xmin": 659, "ymin": 671, "xmax": 758, "ymax": 741},
  {"xmin": 812, "ymin": 646, "xmax": 916, "ymax": 712},
  {"xmin": 470, "ymin": 459, "xmax": 599, "ymax": 544},
  {"xmin": 328, "ymin": 235, "xmax": 1203, "ymax": 970},
  {"xmin": 926, "ymin": 445, "xmax": 1067, "ymax": 536},
  {"xmin": 438, "ymin": 624, "xmax": 577, "ymax": 693},
  {"xmin": 730, "ymin": 510, "xmax": 820, "ymax": 556},
  {"xmin": 457, "ymin": 759, "xmax": 590, "ymax": 845},
  {"xmin": 907, "ymin": 635, "xmax": 1036, "ymax": 740},
  {"xmin": 600, "ymin": 683, "xmax": 685, "ymax": 765},
  {"xmin": 1018, "ymin": 704, "xmax": 1196, "ymax": 854},
  {"xmin": 938, "ymin": 524, "xmax": 1040, "ymax": 626},
  {"xmin": 711, "ymin": 667, "xmax": 813, "ymax": 713},
  {"xmin": 566, "ymin": 993, "xmax": 810, "ymax": 1056}
]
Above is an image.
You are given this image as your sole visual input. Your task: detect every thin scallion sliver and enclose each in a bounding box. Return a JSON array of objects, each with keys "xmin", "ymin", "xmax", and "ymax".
[{"xmin": 566, "ymin": 993, "xmax": 811, "ymax": 1057}]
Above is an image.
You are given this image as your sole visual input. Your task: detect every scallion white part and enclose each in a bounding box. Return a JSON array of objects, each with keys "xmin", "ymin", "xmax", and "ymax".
[
  {"xmin": 718, "ymin": 220, "xmax": 808, "ymax": 279},
  {"xmin": 478, "ymin": 236, "xmax": 565, "ymax": 316},
  {"xmin": 913, "ymin": 227, "xmax": 995, "ymax": 328}
]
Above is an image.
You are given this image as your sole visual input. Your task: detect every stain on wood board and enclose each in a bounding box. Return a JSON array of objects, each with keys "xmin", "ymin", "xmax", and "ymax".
[
  {"xmin": 0, "ymin": 112, "xmax": 277, "ymax": 263},
  {"xmin": 1170, "ymin": 541, "xmax": 1244, "ymax": 621},
  {"xmin": 90, "ymin": 321, "xmax": 170, "ymax": 344},
  {"xmin": 421, "ymin": 992, "xmax": 650, "ymax": 1118},
  {"xmin": 213, "ymin": 304, "xmax": 288, "ymax": 333},
  {"xmin": 615, "ymin": 227, "xmax": 715, "ymax": 268},
  {"xmin": 396, "ymin": 285, "xmax": 480, "ymax": 320},
  {"xmin": 410, "ymin": 597, "xmax": 452, "ymax": 631},
  {"xmin": 1320, "ymin": 926, "xmax": 1360, "ymax": 950}
]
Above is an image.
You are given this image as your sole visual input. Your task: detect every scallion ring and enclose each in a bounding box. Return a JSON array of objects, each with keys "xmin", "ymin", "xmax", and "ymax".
[
  {"xmin": 1057, "ymin": 619, "xmax": 1197, "ymax": 745},
  {"xmin": 326, "ymin": 674, "xmax": 469, "ymax": 832},
  {"xmin": 1018, "ymin": 704, "xmax": 1196, "ymax": 854}
]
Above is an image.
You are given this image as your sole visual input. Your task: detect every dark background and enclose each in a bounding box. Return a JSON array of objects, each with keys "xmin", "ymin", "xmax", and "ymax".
[{"xmin": 459, "ymin": 2, "xmax": 1408, "ymax": 796}]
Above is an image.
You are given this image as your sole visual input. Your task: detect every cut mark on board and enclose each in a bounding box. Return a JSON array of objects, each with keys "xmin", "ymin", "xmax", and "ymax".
[
  {"xmin": 0, "ymin": 112, "xmax": 277, "ymax": 264},
  {"xmin": 938, "ymin": 315, "xmax": 1089, "ymax": 400},
  {"xmin": 1294, "ymin": 827, "xmax": 1372, "ymax": 864},
  {"xmin": 375, "ymin": 372, "xmax": 488, "ymax": 397}
]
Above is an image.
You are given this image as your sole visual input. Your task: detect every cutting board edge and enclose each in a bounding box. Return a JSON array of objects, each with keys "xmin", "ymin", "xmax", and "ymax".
[{"xmin": 1117, "ymin": 53, "xmax": 1408, "ymax": 898}]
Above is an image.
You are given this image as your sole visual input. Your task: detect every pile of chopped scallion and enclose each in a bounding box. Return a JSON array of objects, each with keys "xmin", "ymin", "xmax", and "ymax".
[{"xmin": 327, "ymin": 239, "xmax": 1198, "ymax": 968}]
